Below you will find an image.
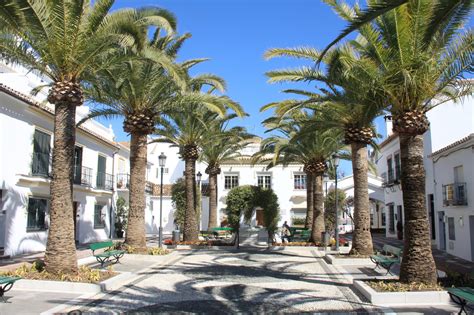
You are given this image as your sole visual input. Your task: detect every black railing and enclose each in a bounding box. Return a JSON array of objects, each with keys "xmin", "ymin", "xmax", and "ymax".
[
  {"xmin": 382, "ymin": 168, "xmax": 401, "ymax": 187},
  {"xmin": 116, "ymin": 173, "xmax": 130, "ymax": 189},
  {"xmin": 31, "ymin": 152, "xmax": 51, "ymax": 177},
  {"xmin": 145, "ymin": 181, "xmax": 153, "ymax": 194},
  {"xmin": 97, "ymin": 172, "xmax": 113, "ymax": 190},
  {"xmin": 80, "ymin": 166, "xmax": 93, "ymax": 187},
  {"xmin": 443, "ymin": 182, "xmax": 468, "ymax": 206}
]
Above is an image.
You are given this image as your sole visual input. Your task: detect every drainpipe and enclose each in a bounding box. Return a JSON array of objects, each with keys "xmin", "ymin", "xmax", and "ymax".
[{"xmin": 110, "ymin": 149, "xmax": 119, "ymax": 239}]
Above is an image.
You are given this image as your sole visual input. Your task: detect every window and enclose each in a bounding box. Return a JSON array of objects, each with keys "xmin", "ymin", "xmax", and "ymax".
[
  {"xmin": 27, "ymin": 198, "xmax": 47, "ymax": 231},
  {"xmin": 294, "ymin": 174, "xmax": 307, "ymax": 190},
  {"xmin": 224, "ymin": 175, "xmax": 239, "ymax": 190},
  {"xmin": 388, "ymin": 204, "xmax": 395, "ymax": 232},
  {"xmin": 381, "ymin": 211, "xmax": 386, "ymax": 226},
  {"xmin": 73, "ymin": 146, "xmax": 83, "ymax": 185},
  {"xmin": 394, "ymin": 153, "xmax": 401, "ymax": 180},
  {"xmin": 156, "ymin": 167, "xmax": 169, "ymax": 178},
  {"xmin": 370, "ymin": 213, "xmax": 374, "ymax": 226},
  {"xmin": 96, "ymin": 155, "xmax": 107, "ymax": 188},
  {"xmin": 94, "ymin": 204, "xmax": 106, "ymax": 229},
  {"xmin": 387, "ymin": 157, "xmax": 394, "ymax": 182},
  {"xmin": 257, "ymin": 175, "xmax": 271, "ymax": 189},
  {"xmin": 32, "ymin": 129, "xmax": 51, "ymax": 176},
  {"xmin": 448, "ymin": 217, "xmax": 456, "ymax": 240}
]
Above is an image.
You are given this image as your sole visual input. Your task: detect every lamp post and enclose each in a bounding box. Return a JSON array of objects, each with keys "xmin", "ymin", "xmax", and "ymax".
[
  {"xmin": 196, "ymin": 171, "xmax": 202, "ymax": 185},
  {"xmin": 323, "ymin": 172, "xmax": 329, "ymax": 247},
  {"xmin": 158, "ymin": 152, "xmax": 166, "ymax": 248},
  {"xmin": 332, "ymin": 153, "xmax": 340, "ymax": 251}
]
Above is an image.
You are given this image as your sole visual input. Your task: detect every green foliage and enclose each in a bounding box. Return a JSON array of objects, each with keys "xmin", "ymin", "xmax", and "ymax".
[
  {"xmin": 324, "ymin": 189, "xmax": 347, "ymax": 232},
  {"xmin": 0, "ymin": 262, "xmax": 114, "ymax": 283},
  {"xmin": 291, "ymin": 217, "xmax": 306, "ymax": 226},
  {"xmin": 171, "ymin": 177, "xmax": 186, "ymax": 230},
  {"xmin": 115, "ymin": 196, "xmax": 128, "ymax": 232},
  {"xmin": 225, "ymin": 185, "xmax": 280, "ymax": 238}
]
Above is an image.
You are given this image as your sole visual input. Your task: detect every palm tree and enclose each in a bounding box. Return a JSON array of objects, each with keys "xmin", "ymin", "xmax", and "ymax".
[
  {"xmin": 200, "ymin": 116, "xmax": 252, "ymax": 229},
  {"xmin": 264, "ymin": 45, "xmax": 386, "ymax": 255},
  {"xmin": 255, "ymin": 114, "xmax": 344, "ymax": 243},
  {"xmin": 325, "ymin": 0, "xmax": 473, "ymax": 284},
  {"xmin": 0, "ymin": 0, "xmax": 175, "ymax": 273},
  {"xmin": 319, "ymin": 0, "xmax": 471, "ymax": 60},
  {"xmin": 154, "ymin": 77, "xmax": 244, "ymax": 241}
]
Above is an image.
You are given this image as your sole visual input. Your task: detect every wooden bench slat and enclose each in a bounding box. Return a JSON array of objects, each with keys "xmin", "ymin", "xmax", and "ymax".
[{"xmin": 89, "ymin": 241, "xmax": 114, "ymax": 251}]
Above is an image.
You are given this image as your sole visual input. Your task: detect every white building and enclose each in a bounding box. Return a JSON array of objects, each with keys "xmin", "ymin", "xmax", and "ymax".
[
  {"xmin": 335, "ymin": 174, "xmax": 385, "ymax": 233},
  {"xmin": 376, "ymin": 96, "xmax": 474, "ymax": 261},
  {"xmin": 0, "ymin": 62, "xmax": 119, "ymax": 256}
]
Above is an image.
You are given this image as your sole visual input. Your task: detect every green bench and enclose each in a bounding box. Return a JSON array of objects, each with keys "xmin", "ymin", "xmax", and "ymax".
[
  {"xmin": 210, "ymin": 227, "xmax": 234, "ymax": 239},
  {"xmin": 288, "ymin": 228, "xmax": 311, "ymax": 242},
  {"xmin": 0, "ymin": 276, "xmax": 21, "ymax": 302},
  {"xmin": 89, "ymin": 240, "xmax": 125, "ymax": 267},
  {"xmin": 370, "ymin": 245, "xmax": 402, "ymax": 275},
  {"xmin": 447, "ymin": 287, "xmax": 474, "ymax": 315}
]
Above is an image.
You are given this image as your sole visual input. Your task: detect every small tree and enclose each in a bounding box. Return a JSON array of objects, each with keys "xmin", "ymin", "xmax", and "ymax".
[
  {"xmin": 171, "ymin": 178, "xmax": 187, "ymax": 231},
  {"xmin": 324, "ymin": 189, "xmax": 347, "ymax": 234},
  {"xmin": 225, "ymin": 185, "xmax": 280, "ymax": 247},
  {"xmin": 115, "ymin": 197, "xmax": 128, "ymax": 238}
]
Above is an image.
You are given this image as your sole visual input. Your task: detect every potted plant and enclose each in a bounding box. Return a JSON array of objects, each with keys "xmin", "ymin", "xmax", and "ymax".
[{"xmin": 115, "ymin": 196, "xmax": 128, "ymax": 238}]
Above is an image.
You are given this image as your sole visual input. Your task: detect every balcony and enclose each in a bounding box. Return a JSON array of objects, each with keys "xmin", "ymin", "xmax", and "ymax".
[
  {"xmin": 443, "ymin": 182, "xmax": 468, "ymax": 206},
  {"xmin": 96, "ymin": 172, "xmax": 113, "ymax": 191},
  {"xmin": 145, "ymin": 181, "xmax": 153, "ymax": 195},
  {"xmin": 116, "ymin": 173, "xmax": 130, "ymax": 189},
  {"xmin": 382, "ymin": 168, "xmax": 401, "ymax": 187},
  {"xmin": 31, "ymin": 152, "xmax": 51, "ymax": 177},
  {"xmin": 74, "ymin": 166, "xmax": 93, "ymax": 186}
]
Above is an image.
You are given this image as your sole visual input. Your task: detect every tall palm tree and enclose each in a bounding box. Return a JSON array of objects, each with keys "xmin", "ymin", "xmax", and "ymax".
[
  {"xmin": 264, "ymin": 45, "xmax": 386, "ymax": 255},
  {"xmin": 255, "ymin": 114, "xmax": 344, "ymax": 243},
  {"xmin": 325, "ymin": 0, "xmax": 473, "ymax": 284},
  {"xmin": 0, "ymin": 0, "xmax": 175, "ymax": 273},
  {"xmin": 154, "ymin": 77, "xmax": 244, "ymax": 241},
  {"xmin": 79, "ymin": 27, "xmax": 202, "ymax": 252},
  {"xmin": 200, "ymin": 115, "xmax": 252, "ymax": 229}
]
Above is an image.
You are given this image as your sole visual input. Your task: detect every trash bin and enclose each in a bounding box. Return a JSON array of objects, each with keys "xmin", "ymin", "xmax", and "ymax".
[{"xmin": 172, "ymin": 230, "xmax": 180, "ymax": 242}]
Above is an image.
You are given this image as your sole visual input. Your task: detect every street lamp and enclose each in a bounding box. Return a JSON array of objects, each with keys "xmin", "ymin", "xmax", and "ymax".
[
  {"xmin": 332, "ymin": 153, "xmax": 340, "ymax": 251},
  {"xmin": 158, "ymin": 152, "xmax": 166, "ymax": 248},
  {"xmin": 196, "ymin": 171, "xmax": 202, "ymax": 184}
]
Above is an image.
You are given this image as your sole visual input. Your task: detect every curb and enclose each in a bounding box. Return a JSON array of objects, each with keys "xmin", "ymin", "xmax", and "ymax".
[{"xmin": 324, "ymin": 254, "xmax": 374, "ymax": 265}]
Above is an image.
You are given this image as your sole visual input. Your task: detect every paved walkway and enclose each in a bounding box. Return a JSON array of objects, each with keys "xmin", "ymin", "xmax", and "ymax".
[{"xmin": 60, "ymin": 248, "xmax": 377, "ymax": 314}]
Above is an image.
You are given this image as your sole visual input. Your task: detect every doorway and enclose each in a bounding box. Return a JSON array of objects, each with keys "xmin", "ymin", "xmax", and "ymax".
[
  {"xmin": 256, "ymin": 209, "xmax": 264, "ymax": 226},
  {"xmin": 0, "ymin": 189, "xmax": 5, "ymax": 248},
  {"xmin": 439, "ymin": 211, "xmax": 446, "ymax": 250},
  {"xmin": 73, "ymin": 202, "xmax": 79, "ymax": 243}
]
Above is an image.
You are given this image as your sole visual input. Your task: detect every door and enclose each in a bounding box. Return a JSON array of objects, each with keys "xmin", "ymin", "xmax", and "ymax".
[
  {"xmin": 439, "ymin": 211, "xmax": 446, "ymax": 250},
  {"xmin": 73, "ymin": 202, "xmax": 79, "ymax": 243},
  {"xmin": 470, "ymin": 216, "xmax": 474, "ymax": 261},
  {"xmin": 256, "ymin": 209, "xmax": 264, "ymax": 226},
  {"xmin": 0, "ymin": 189, "xmax": 5, "ymax": 248},
  {"xmin": 74, "ymin": 146, "xmax": 83, "ymax": 184},
  {"xmin": 96, "ymin": 155, "xmax": 106, "ymax": 188}
]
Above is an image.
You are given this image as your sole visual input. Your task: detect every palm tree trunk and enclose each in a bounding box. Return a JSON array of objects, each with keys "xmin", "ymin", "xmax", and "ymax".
[
  {"xmin": 184, "ymin": 158, "xmax": 199, "ymax": 241},
  {"xmin": 399, "ymin": 134, "xmax": 437, "ymax": 284},
  {"xmin": 44, "ymin": 103, "xmax": 78, "ymax": 274},
  {"xmin": 349, "ymin": 142, "xmax": 374, "ymax": 256},
  {"xmin": 311, "ymin": 175, "xmax": 325, "ymax": 243},
  {"xmin": 125, "ymin": 132, "xmax": 147, "ymax": 253},
  {"xmin": 305, "ymin": 173, "xmax": 314, "ymax": 228},
  {"xmin": 208, "ymin": 173, "xmax": 218, "ymax": 229}
]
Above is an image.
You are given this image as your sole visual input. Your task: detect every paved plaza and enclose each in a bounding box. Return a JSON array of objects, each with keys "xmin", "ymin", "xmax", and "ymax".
[{"xmin": 0, "ymin": 245, "xmax": 463, "ymax": 314}]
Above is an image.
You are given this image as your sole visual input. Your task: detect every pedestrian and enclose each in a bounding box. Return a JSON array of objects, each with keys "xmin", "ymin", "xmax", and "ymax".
[{"xmin": 281, "ymin": 221, "xmax": 291, "ymax": 243}]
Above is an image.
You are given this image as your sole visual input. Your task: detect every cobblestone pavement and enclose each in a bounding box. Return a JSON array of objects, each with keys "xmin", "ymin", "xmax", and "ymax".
[{"xmin": 64, "ymin": 248, "xmax": 378, "ymax": 314}]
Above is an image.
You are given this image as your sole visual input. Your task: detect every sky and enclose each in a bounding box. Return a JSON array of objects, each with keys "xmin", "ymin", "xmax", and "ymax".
[{"xmin": 101, "ymin": 0, "xmax": 388, "ymax": 176}]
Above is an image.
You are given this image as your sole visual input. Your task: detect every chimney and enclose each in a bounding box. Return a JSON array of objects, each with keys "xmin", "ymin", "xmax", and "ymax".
[{"xmin": 384, "ymin": 115, "xmax": 393, "ymax": 137}]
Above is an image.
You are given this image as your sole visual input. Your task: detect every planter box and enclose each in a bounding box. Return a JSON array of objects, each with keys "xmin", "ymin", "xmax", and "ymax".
[
  {"xmin": 353, "ymin": 280, "xmax": 451, "ymax": 306},
  {"xmin": 12, "ymin": 272, "xmax": 133, "ymax": 294},
  {"xmin": 324, "ymin": 254, "xmax": 374, "ymax": 266}
]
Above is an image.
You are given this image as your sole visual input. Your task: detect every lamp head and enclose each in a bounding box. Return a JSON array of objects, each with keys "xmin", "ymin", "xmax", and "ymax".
[
  {"xmin": 332, "ymin": 153, "xmax": 340, "ymax": 167},
  {"xmin": 196, "ymin": 171, "xmax": 202, "ymax": 182},
  {"xmin": 158, "ymin": 152, "xmax": 167, "ymax": 167}
]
